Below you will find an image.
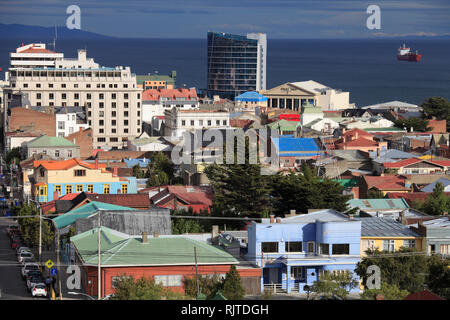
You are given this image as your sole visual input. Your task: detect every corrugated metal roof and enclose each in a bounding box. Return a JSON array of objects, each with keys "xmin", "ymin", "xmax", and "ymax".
[
  {"xmin": 53, "ymin": 201, "xmax": 137, "ymax": 229},
  {"xmin": 27, "ymin": 135, "xmax": 78, "ymax": 148},
  {"xmin": 357, "ymin": 217, "xmax": 421, "ymax": 237},
  {"xmin": 348, "ymin": 198, "xmax": 409, "ymax": 210},
  {"xmin": 71, "ymin": 226, "xmax": 238, "ymax": 266}
]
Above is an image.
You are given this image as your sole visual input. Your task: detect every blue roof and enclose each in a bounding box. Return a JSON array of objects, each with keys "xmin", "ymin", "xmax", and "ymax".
[
  {"xmin": 272, "ymin": 136, "xmax": 323, "ymax": 157},
  {"xmin": 421, "ymin": 178, "xmax": 450, "ymax": 192},
  {"xmin": 234, "ymin": 91, "xmax": 268, "ymax": 102}
]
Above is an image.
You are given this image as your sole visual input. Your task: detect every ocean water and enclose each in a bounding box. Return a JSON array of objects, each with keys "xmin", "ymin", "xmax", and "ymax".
[{"xmin": 1, "ymin": 38, "xmax": 449, "ymax": 107}]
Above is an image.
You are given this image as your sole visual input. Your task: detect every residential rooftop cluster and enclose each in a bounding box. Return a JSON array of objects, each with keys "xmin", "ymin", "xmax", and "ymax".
[{"xmin": 0, "ymin": 36, "xmax": 448, "ymax": 301}]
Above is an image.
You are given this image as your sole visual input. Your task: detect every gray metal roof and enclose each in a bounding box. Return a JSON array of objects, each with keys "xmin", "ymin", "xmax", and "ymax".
[
  {"xmin": 261, "ymin": 209, "xmax": 351, "ymax": 224},
  {"xmin": 357, "ymin": 217, "xmax": 420, "ymax": 237}
]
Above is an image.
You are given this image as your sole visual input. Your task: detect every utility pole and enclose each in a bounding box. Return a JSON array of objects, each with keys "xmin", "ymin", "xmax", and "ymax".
[
  {"xmin": 38, "ymin": 203, "xmax": 42, "ymax": 265},
  {"xmin": 56, "ymin": 227, "xmax": 62, "ymax": 299},
  {"xmin": 194, "ymin": 246, "xmax": 199, "ymax": 297},
  {"xmin": 97, "ymin": 211, "xmax": 101, "ymax": 300}
]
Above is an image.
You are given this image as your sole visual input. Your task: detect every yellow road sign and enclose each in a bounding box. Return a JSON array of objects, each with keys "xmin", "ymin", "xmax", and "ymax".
[{"xmin": 45, "ymin": 259, "xmax": 54, "ymax": 269}]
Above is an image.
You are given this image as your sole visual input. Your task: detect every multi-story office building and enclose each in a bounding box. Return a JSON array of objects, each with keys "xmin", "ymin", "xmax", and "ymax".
[
  {"xmin": 207, "ymin": 32, "xmax": 266, "ymax": 99},
  {"xmin": 3, "ymin": 43, "xmax": 142, "ymax": 150}
]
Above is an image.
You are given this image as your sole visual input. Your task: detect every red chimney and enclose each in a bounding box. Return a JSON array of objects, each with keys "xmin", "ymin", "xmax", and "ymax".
[
  {"xmin": 113, "ymin": 166, "xmax": 118, "ymax": 176},
  {"xmin": 95, "ymin": 158, "xmax": 99, "ymax": 169}
]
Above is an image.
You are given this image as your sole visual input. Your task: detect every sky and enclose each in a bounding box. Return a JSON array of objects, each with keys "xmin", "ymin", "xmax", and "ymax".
[{"xmin": 0, "ymin": 0, "xmax": 449, "ymax": 39}]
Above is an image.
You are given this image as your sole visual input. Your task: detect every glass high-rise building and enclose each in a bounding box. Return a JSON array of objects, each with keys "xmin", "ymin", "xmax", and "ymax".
[{"xmin": 207, "ymin": 32, "xmax": 267, "ymax": 99}]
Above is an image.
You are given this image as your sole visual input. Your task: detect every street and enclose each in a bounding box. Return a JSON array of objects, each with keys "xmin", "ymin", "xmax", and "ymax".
[{"xmin": 0, "ymin": 219, "xmax": 45, "ymax": 300}]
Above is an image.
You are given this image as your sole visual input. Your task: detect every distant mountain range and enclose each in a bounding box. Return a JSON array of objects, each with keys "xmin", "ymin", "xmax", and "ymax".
[{"xmin": 0, "ymin": 23, "xmax": 115, "ymax": 40}]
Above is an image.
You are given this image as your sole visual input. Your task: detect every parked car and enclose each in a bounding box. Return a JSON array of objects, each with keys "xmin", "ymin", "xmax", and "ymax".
[
  {"xmin": 24, "ymin": 270, "xmax": 43, "ymax": 282},
  {"xmin": 21, "ymin": 257, "xmax": 36, "ymax": 267},
  {"xmin": 21, "ymin": 263, "xmax": 40, "ymax": 278},
  {"xmin": 16, "ymin": 246, "xmax": 31, "ymax": 256},
  {"xmin": 26, "ymin": 276, "xmax": 44, "ymax": 292},
  {"xmin": 11, "ymin": 239, "xmax": 21, "ymax": 249},
  {"xmin": 31, "ymin": 284, "xmax": 47, "ymax": 298},
  {"xmin": 18, "ymin": 252, "xmax": 34, "ymax": 263}
]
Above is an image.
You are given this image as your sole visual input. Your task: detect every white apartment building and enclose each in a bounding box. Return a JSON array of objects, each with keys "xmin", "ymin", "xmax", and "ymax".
[
  {"xmin": 163, "ymin": 108, "xmax": 231, "ymax": 138},
  {"xmin": 142, "ymin": 88, "xmax": 199, "ymax": 122},
  {"xmin": 3, "ymin": 43, "xmax": 142, "ymax": 150}
]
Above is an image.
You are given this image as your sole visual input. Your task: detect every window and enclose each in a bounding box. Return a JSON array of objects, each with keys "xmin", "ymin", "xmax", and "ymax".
[
  {"xmin": 261, "ymin": 242, "xmax": 278, "ymax": 253},
  {"xmin": 124, "ymin": 128, "xmax": 129, "ymax": 133},
  {"xmin": 99, "ymin": 120, "xmax": 104, "ymax": 126},
  {"xmin": 110, "ymin": 137, "xmax": 118, "ymax": 142},
  {"xmin": 124, "ymin": 102, "xmax": 129, "ymax": 108},
  {"xmin": 55, "ymin": 185, "xmax": 62, "ymax": 195},
  {"xmin": 36, "ymin": 83, "xmax": 41, "ymax": 88},
  {"xmin": 285, "ymin": 241, "xmax": 302, "ymax": 252},
  {"xmin": 307, "ymin": 242, "xmax": 315, "ymax": 254},
  {"xmin": 65, "ymin": 185, "xmax": 73, "ymax": 194},
  {"xmin": 121, "ymin": 184, "xmax": 128, "ymax": 194},
  {"xmin": 76, "ymin": 185, "xmax": 83, "ymax": 192},
  {"xmin": 40, "ymin": 168, "xmax": 45, "ymax": 177},
  {"xmin": 49, "ymin": 93, "xmax": 54, "ymax": 100},
  {"xmin": 87, "ymin": 185, "xmax": 94, "ymax": 193},
  {"xmin": 216, "ymin": 120, "xmax": 220, "ymax": 125},
  {"xmin": 49, "ymin": 83, "xmax": 53, "ymax": 88},
  {"xmin": 124, "ymin": 93, "xmax": 128, "ymax": 99},
  {"xmin": 403, "ymin": 240, "xmax": 416, "ymax": 249},
  {"xmin": 112, "ymin": 102, "xmax": 116, "ymax": 108},
  {"xmin": 99, "ymin": 102, "xmax": 104, "ymax": 108},
  {"xmin": 55, "ymin": 150, "xmax": 60, "ymax": 157},
  {"xmin": 99, "ymin": 111, "xmax": 104, "ymax": 117},
  {"xmin": 319, "ymin": 243, "xmax": 330, "ymax": 255},
  {"xmin": 74, "ymin": 169, "xmax": 86, "ymax": 177},
  {"xmin": 362, "ymin": 240, "xmax": 375, "ymax": 252},
  {"xmin": 124, "ymin": 120, "xmax": 128, "ymax": 126},
  {"xmin": 190, "ymin": 120, "xmax": 195, "ymax": 126},
  {"xmin": 112, "ymin": 93, "xmax": 116, "ymax": 99},
  {"xmin": 154, "ymin": 275, "xmax": 182, "ymax": 287},
  {"xmin": 67, "ymin": 150, "xmax": 72, "ymax": 158},
  {"xmin": 223, "ymin": 120, "xmax": 227, "ymax": 125},
  {"xmin": 87, "ymin": 93, "xmax": 91, "ymax": 100},
  {"xmin": 124, "ymin": 111, "xmax": 129, "ymax": 117},
  {"xmin": 61, "ymin": 93, "xmax": 67, "ymax": 100},
  {"xmin": 103, "ymin": 184, "xmax": 110, "ymax": 194},
  {"xmin": 111, "ymin": 120, "xmax": 116, "ymax": 126},
  {"xmin": 58, "ymin": 121, "xmax": 65, "ymax": 130},
  {"xmin": 181, "ymin": 120, "xmax": 186, "ymax": 126},
  {"xmin": 207, "ymin": 120, "xmax": 212, "ymax": 126},
  {"xmin": 36, "ymin": 93, "xmax": 41, "ymax": 99},
  {"xmin": 332, "ymin": 244, "xmax": 350, "ymax": 255},
  {"xmin": 97, "ymin": 137, "xmax": 106, "ymax": 142},
  {"xmin": 440, "ymin": 244, "xmax": 450, "ymax": 255},
  {"xmin": 382, "ymin": 240, "xmax": 395, "ymax": 253},
  {"xmin": 74, "ymin": 93, "xmax": 79, "ymax": 100},
  {"xmin": 199, "ymin": 120, "xmax": 203, "ymax": 126},
  {"xmin": 99, "ymin": 93, "xmax": 104, "ymax": 99},
  {"xmin": 290, "ymin": 267, "xmax": 304, "ymax": 280}
]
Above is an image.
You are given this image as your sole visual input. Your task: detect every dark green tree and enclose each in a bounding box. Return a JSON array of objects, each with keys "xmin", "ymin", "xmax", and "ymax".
[
  {"xmin": 17, "ymin": 204, "xmax": 54, "ymax": 248},
  {"xmin": 426, "ymin": 254, "xmax": 450, "ymax": 299},
  {"xmin": 419, "ymin": 182, "xmax": 450, "ymax": 215},
  {"xmin": 394, "ymin": 118, "xmax": 430, "ymax": 132},
  {"xmin": 111, "ymin": 276, "xmax": 184, "ymax": 300},
  {"xmin": 221, "ymin": 265, "xmax": 245, "ymax": 300},
  {"xmin": 184, "ymin": 273, "xmax": 223, "ymax": 299},
  {"xmin": 311, "ymin": 270, "xmax": 358, "ymax": 300},
  {"xmin": 6, "ymin": 147, "xmax": 21, "ymax": 165},
  {"xmin": 355, "ymin": 248, "xmax": 428, "ymax": 293},
  {"xmin": 360, "ymin": 282, "xmax": 410, "ymax": 300},
  {"xmin": 269, "ymin": 165, "xmax": 353, "ymax": 216},
  {"xmin": 421, "ymin": 96, "xmax": 450, "ymax": 131},
  {"xmin": 132, "ymin": 165, "xmax": 146, "ymax": 178}
]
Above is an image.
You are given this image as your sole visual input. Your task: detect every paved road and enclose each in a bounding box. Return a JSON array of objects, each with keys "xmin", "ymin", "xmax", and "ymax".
[{"xmin": 0, "ymin": 219, "xmax": 47, "ymax": 300}]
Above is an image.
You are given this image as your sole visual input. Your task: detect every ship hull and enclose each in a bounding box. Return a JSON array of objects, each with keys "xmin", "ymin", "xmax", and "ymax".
[{"xmin": 397, "ymin": 53, "xmax": 422, "ymax": 62}]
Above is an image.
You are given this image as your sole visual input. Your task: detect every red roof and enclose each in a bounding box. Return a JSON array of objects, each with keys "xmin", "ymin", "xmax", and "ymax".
[
  {"xmin": 403, "ymin": 290, "xmax": 444, "ymax": 300},
  {"xmin": 336, "ymin": 137, "xmax": 378, "ymax": 149},
  {"xmin": 34, "ymin": 159, "xmax": 107, "ymax": 171},
  {"xmin": 363, "ymin": 175, "xmax": 409, "ymax": 191},
  {"xmin": 383, "ymin": 158, "xmax": 450, "ymax": 168},
  {"xmin": 387, "ymin": 192, "xmax": 450, "ymax": 205},
  {"xmin": 85, "ymin": 193, "xmax": 150, "ymax": 209},
  {"xmin": 342, "ymin": 128, "xmax": 373, "ymax": 138},
  {"xmin": 427, "ymin": 120, "xmax": 447, "ymax": 133},
  {"xmin": 142, "ymin": 88, "xmax": 198, "ymax": 101}
]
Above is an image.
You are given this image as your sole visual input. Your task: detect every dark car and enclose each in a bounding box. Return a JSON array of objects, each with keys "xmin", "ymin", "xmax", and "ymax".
[{"xmin": 25, "ymin": 270, "xmax": 42, "ymax": 282}]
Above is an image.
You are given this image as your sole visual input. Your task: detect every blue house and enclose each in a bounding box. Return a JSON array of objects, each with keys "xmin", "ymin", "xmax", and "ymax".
[{"xmin": 246, "ymin": 209, "xmax": 361, "ymax": 293}]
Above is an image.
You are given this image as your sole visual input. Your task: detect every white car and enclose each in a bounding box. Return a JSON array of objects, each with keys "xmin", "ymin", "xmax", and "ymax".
[
  {"xmin": 31, "ymin": 283, "xmax": 47, "ymax": 297},
  {"xmin": 21, "ymin": 263, "xmax": 40, "ymax": 278},
  {"xmin": 18, "ymin": 252, "xmax": 34, "ymax": 263},
  {"xmin": 16, "ymin": 247, "xmax": 31, "ymax": 256},
  {"xmin": 27, "ymin": 276, "xmax": 44, "ymax": 292}
]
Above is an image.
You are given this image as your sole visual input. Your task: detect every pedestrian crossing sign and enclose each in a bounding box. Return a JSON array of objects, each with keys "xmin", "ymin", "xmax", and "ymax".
[{"xmin": 45, "ymin": 259, "xmax": 54, "ymax": 269}]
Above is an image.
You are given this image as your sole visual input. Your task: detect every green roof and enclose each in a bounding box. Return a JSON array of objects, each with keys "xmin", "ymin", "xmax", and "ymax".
[
  {"xmin": 332, "ymin": 178, "xmax": 359, "ymax": 188},
  {"xmin": 27, "ymin": 135, "xmax": 78, "ymax": 148},
  {"xmin": 302, "ymin": 105, "xmax": 323, "ymax": 114},
  {"xmin": 267, "ymin": 119, "xmax": 301, "ymax": 131},
  {"xmin": 136, "ymin": 74, "xmax": 175, "ymax": 84},
  {"xmin": 347, "ymin": 198, "xmax": 409, "ymax": 211},
  {"xmin": 70, "ymin": 226, "xmax": 238, "ymax": 266},
  {"xmin": 53, "ymin": 201, "xmax": 137, "ymax": 229}
]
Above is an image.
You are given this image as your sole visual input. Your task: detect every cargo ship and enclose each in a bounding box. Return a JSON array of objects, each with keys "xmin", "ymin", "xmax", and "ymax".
[{"xmin": 397, "ymin": 43, "xmax": 422, "ymax": 62}]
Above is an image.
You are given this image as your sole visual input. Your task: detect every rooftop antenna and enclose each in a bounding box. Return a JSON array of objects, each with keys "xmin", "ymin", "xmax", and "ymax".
[{"xmin": 48, "ymin": 24, "xmax": 57, "ymax": 52}]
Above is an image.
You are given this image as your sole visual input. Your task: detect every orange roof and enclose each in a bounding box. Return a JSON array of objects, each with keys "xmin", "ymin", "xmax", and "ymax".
[
  {"xmin": 343, "ymin": 128, "xmax": 373, "ymax": 138},
  {"xmin": 142, "ymin": 88, "xmax": 198, "ymax": 101},
  {"xmin": 34, "ymin": 158, "xmax": 107, "ymax": 170},
  {"xmin": 363, "ymin": 175, "xmax": 409, "ymax": 191}
]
